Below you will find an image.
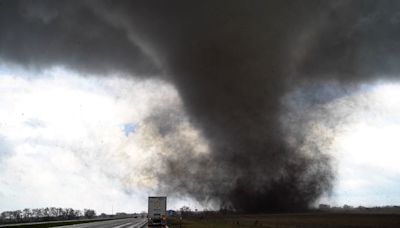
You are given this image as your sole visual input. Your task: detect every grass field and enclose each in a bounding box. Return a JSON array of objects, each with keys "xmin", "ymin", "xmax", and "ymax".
[{"xmin": 167, "ymin": 213, "xmax": 400, "ymax": 228}]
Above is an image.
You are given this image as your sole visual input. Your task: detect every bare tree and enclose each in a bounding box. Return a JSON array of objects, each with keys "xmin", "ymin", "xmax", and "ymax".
[
  {"xmin": 84, "ymin": 209, "xmax": 96, "ymax": 218},
  {"xmin": 22, "ymin": 208, "xmax": 31, "ymax": 221},
  {"xmin": 0, "ymin": 207, "xmax": 97, "ymax": 224}
]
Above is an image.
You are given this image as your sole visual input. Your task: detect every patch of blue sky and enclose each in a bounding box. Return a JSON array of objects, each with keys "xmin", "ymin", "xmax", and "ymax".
[{"xmin": 123, "ymin": 123, "xmax": 137, "ymax": 136}]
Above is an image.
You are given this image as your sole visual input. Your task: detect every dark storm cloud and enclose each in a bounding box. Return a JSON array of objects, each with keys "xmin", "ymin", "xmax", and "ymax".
[
  {"xmin": 2, "ymin": 0, "xmax": 400, "ymax": 212},
  {"xmin": 0, "ymin": 0, "xmax": 159, "ymax": 76}
]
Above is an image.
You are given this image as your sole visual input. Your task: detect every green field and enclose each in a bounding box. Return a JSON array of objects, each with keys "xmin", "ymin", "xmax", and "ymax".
[{"xmin": 167, "ymin": 213, "xmax": 400, "ymax": 228}]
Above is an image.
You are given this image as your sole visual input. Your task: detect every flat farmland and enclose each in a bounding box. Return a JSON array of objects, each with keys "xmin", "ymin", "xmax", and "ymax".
[{"xmin": 167, "ymin": 213, "xmax": 400, "ymax": 228}]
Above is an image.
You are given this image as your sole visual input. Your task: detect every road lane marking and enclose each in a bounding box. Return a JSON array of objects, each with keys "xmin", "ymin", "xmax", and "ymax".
[
  {"xmin": 125, "ymin": 219, "xmax": 147, "ymax": 228},
  {"xmin": 112, "ymin": 222, "xmax": 132, "ymax": 228}
]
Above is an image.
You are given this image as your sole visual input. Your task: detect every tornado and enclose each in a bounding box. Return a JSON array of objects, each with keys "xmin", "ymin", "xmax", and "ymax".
[{"xmin": 1, "ymin": 0, "xmax": 400, "ymax": 212}]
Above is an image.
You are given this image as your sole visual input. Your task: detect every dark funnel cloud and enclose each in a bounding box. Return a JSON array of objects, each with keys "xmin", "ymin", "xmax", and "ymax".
[{"xmin": 1, "ymin": 0, "xmax": 400, "ymax": 212}]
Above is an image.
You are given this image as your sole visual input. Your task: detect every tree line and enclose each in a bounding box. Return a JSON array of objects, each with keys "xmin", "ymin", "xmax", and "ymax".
[{"xmin": 0, "ymin": 207, "xmax": 96, "ymax": 224}]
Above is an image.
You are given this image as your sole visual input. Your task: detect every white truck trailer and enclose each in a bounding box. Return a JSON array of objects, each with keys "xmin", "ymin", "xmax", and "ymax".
[{"xmin": 148, "ymin": 196, "xmax": 167, "ymax": 226}]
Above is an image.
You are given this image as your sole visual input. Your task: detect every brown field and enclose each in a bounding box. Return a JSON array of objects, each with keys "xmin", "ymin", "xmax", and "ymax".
[{"xmin": 167, "ymin": 213, "xmax": 400, "ymax": 228}]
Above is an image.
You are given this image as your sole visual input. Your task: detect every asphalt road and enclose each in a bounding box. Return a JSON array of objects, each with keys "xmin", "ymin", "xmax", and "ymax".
[{"xmin": 56, "ymin": 218, "xmax": 147, "ymax": 228}]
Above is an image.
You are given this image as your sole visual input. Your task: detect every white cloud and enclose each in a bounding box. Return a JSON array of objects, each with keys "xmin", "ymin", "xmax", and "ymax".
[
  {"xmin": 0, "ymin": 65, "xmax": 208, "ymax": 213},
  {"xmin": 331, "ymin": 83, "xmax": 400, "ymax": 206},
  {"xmin": 282, "ymin": 81, "xmax": 400, "ymax": 207}
]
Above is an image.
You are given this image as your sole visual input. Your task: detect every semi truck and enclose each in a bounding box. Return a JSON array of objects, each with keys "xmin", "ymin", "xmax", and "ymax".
[{"xmin": 148, "ymin": 196, "xmax": 167, "ymax": 226}]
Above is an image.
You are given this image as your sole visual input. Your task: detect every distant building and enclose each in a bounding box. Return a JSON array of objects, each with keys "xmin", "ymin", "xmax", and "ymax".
[
  {"xmin": 115, "ymin": 212, "xmax": 128, "ymax": 217},
  {"xmin": 343, "ymin": 204, "xmax": 353, "ymax": 210},
  {"xmin": 167, "ymin": 210, "xmax": 176, "ymax": 216},
  {"xmin": 319, "ymin": 204, "xmax": 331, "ymax": 210}
]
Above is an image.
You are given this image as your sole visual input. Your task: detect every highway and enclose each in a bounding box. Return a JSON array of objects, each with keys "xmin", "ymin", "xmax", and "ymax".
[{"xmin": 56, "ymin": 218, "xmax": 147, "ymax": 228}]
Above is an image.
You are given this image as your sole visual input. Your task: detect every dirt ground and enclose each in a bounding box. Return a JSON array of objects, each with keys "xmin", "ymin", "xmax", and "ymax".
[{"xmin": 167, "ymin": 213, "xmax": 400, "ymax": 228}]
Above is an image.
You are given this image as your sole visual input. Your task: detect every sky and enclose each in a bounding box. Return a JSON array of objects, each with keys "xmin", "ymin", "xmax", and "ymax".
[
  {"xmin": 282, "ymin": 81, "xmax": 400, "ymax": 207},
  {"xmin": 1, "ymin": 64, "xmax": 400, "ymax": 213},
  {"xmin": 0, "ymin": 65, "xmax": 206, "ymax": 213}
]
